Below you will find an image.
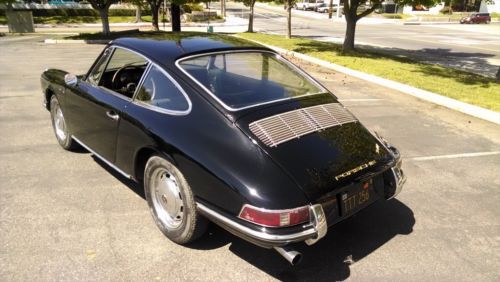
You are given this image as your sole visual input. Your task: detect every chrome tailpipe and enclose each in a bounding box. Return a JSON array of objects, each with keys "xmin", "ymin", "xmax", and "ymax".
[{"xmin": 274, "ymin": 246, "xmax": 303, "ymax": 266}]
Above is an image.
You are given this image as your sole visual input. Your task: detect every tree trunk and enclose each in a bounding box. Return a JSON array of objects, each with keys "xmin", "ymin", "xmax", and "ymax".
[
  {"xmin": 496, "ymin": 67, "xmax": 500, "ymax": 82},
  {"xmin": 221, "ymin": 0, "xmax": 226, "ymax": 19},
  {"xmin": 171, "ymin": 3, "xmax": 181, "ymax": 32},
  {"xmin": 286, "ymin": 0, "xmax": 292, "ymax": 39},
  {"xmin": 248, "ymin": 1, "xmax": 255, "ymax": 32},
  {"xmin": 328, "ymin": 0, "xmax": 333, "ymax": 19},
  {"xmin": 98, "ymin": 9, "xmax": 110, "ymax": 35},
  {"xmin": 343, "ymin": 17, "xmax": 357, "ymax": 51},
  {"xmin": 151, "ymin": 4, "xmax": 160, "ymax": 31},
  {"xmin": 135, "ymin": 5, "xmax": 141, "ymax": 23}
]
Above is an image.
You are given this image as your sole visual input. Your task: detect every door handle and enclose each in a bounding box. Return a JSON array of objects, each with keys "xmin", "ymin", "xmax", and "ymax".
[{"xmin": 105, "ymin": 110, "xmax": 120, "ymax": 121}]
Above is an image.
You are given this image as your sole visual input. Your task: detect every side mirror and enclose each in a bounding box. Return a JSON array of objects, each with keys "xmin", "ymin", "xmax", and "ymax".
[{"xmin": 64, "ymin": 73, "xmax": 78, "ymax": 87}]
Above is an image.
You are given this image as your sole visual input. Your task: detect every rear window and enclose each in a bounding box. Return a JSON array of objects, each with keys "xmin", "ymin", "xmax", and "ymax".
[{"xmin": 177, "ymin": 52, "xmax": 325, "ymax": 110}]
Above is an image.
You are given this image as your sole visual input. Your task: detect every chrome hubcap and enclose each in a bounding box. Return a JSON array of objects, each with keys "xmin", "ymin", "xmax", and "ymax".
[
  {"xmin": 54, "ymin": 105, "xmax": 67, "ymax": 141},
  {"xmin": 151, "ymin": 169, "xmax": 184, "ymax": 229}
]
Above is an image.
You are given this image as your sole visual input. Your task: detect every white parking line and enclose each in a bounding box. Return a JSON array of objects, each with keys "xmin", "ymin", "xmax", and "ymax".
[
  {"xmin": 339, "ymin": 98, "xmax": 383, "ymax": 102},
  {"xmin": 407, "ymin": 151, "xmax": 500, "ymax": 161},
  {"xmin": 0, "ymin": 36, "xmax": 40, "ymax": 43}
]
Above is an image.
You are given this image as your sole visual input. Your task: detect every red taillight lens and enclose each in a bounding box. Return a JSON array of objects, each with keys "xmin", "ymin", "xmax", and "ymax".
[{"xmin": 238, "ymin": 205, "xmax": 310, "ymax": 227}]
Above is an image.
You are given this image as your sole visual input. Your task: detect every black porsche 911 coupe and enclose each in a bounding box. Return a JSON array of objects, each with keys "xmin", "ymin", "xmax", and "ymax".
[{"xmin": 40, "ymin": 34, "xmax": 405, "ymax": 265}]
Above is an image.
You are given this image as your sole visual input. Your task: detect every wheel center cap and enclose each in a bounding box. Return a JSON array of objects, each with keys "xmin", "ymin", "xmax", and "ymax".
[{"xmin": 161, "ymin": 194, "xmax": 168, "ymax": 206}]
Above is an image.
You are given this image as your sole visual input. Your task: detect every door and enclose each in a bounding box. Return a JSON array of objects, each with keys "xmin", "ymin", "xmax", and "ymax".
[{"xmin": 65, "ymin": 46, "xmax": 149, "ymax": 163}]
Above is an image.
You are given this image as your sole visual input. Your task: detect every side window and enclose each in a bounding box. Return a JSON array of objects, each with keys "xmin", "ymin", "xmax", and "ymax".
[
  {"xmin": 100, "ymin": 48, "xmax": 148, "ymax": 98},
  {"xmin": 87, "ymin": 48, "xmax": 112, "ymax": 86},
  {"xmin": 136, "ymin": 65, "xmax": 190, "ymax": 112}
]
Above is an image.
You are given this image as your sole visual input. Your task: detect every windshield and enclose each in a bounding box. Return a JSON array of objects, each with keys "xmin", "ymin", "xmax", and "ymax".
[{"xmin": 178, "ymin": 52, "xmax": 326, "ymax": 110}]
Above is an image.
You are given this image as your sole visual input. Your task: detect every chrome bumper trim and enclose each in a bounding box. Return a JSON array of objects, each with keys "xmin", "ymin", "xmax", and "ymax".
[
  {"xmin": 387, "ymin": 161, "xmax": 406, "ymax": 200},
  {"xmin": 196, "ymin": 202, "xmax": 318, "ymax": 246},
  {"xmin": 305, "ymin": 204, "xmax": 328, "ymax": 245}
]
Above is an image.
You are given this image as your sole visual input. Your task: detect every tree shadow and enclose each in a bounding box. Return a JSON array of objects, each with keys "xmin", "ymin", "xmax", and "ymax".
[{"xmin": 289, "ymin": 35, "xmax": 498, "ymax": 83}]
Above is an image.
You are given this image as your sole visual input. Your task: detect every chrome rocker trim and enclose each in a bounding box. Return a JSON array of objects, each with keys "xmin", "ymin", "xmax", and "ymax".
[
  {"xmin": 197, "ymin": 202, "xmax": 327, "ymax": 248},
  {"xmin": 72, "ymin": 136, "xmax": 133, "ymax": 180}
]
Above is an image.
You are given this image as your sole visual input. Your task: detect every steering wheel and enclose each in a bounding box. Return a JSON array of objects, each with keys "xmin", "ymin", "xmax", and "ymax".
[{"xmin": 111, "ymin": 65, "xmax": 137, "ymax": 91}]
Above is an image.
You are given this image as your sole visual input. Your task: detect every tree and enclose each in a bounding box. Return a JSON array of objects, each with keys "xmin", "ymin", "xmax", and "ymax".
[
  {"xmin": 342, "ymin": 0, "xmax": 439, "ymax": 52},
  {"xmin": 87, "ymin": 0, "xmax": 118, "ymax": 35},
  {"xmin": 147, "ymin": 0, "xmax": 162, "ymax": 31},
  {"xmin": 285, "ymin": 0, "xmax": 294, "ymax": 38},
  {"xmin": 236, "ymin": 0, "xmax": 272, "ymax": 32}
]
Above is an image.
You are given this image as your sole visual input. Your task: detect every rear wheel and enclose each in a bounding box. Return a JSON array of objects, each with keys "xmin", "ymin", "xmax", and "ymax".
[
  {"xmin": 50, "ymin": 95, "xmax": 77, "ymax": 150},
  {"xmin": 144, "ymin": 155, "xmax": 207, "ymax": 244}
]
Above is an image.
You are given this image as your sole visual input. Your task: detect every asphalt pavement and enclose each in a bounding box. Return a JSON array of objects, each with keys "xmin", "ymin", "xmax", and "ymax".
[
  {"xmin": 0, "ymin": 36, "xmax": 499, "ymax": 281},
  {"xmin": 233, "ymin": 2, "xmax": 500, "ymax": 77}
]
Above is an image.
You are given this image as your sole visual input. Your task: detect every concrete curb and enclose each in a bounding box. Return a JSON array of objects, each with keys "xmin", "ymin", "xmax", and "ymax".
[
  {"xmin": 244, "ymin": 39, "xmax": 500, "ymax": 125},
  {"xmin": 44, "ymin": 39, "xmax": 109, "ymax": 44}
]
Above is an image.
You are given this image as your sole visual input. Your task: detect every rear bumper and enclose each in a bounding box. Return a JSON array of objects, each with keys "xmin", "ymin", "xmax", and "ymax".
[{"xmin": 196, "ymin": 202, "xmax": 327, "ymax": 249}]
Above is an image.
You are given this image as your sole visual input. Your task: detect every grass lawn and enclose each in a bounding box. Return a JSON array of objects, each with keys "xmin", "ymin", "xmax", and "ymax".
[{"xmin": 238, "ymin": 33, "xmax": 499, "ymax": 112}]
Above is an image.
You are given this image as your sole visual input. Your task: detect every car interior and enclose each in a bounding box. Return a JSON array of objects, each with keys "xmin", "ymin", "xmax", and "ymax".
[{"xmin": 99, "ymin": 63, "xmax": 148, "ymax": 98}]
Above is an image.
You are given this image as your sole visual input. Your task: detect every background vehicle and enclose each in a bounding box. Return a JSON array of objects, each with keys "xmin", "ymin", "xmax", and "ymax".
[
  {"xmin": 315, "ymin": 3, "xmax": 338, "ymax": 13},
  {"xmin": 295, "ymin": 0, "xmax": 324, "ymax": 11},
  {"xmin": 460, "ymin": 13, "xmax": 491, "ymax": 24}
]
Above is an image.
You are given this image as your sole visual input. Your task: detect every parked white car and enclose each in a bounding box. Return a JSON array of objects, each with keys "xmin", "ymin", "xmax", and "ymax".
[{"xmin": 295, "ymin": 0, "xmax": 324, "ymax": 11}]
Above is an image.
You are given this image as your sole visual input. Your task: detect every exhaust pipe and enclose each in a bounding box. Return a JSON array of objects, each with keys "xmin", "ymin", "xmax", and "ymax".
[{"xmin": 274, "ymin": 246, "xmax": 303, "ymax": 266}]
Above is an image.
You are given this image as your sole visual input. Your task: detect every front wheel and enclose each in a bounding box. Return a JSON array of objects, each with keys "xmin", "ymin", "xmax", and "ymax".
[
  {"xmin": 50, "ymin": 95, "xmax": 78, "ymax": 150},
  {"xmin": 144, "ymin": 155, "xmax": 207, "ymax": 244}
]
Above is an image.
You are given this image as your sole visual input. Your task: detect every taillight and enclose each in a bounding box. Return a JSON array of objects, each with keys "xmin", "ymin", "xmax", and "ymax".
[{"xmin": 238, "ymin": 205, "xmax": 310, "ymax": 227}]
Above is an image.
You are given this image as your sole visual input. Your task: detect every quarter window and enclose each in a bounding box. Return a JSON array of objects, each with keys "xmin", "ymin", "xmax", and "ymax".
[{"xmin": 136, "ymin": 65, "xmax": 189, "ymax": 112}]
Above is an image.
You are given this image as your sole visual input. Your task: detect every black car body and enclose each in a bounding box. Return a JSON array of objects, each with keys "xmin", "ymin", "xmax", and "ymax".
[{"xmin": 40, "ymin": 34, "xmax": 405, "ymax": 265}]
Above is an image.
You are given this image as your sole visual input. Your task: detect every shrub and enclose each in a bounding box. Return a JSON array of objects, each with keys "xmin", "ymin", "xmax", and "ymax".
[{"xmin": 439, "ymin": 6, "xmax": 453, "ymax": 14}]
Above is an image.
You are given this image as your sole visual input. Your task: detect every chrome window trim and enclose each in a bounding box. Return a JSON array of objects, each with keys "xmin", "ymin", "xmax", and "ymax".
[
  {"xmin": 175, "ymin": 50, "xmax": 328, "ymax": 112},
  {"xmin": 86, "ymin": 46, "xmax": 114, "ymax": 87},
  {"xmin": 71, "ymin": 136, "xmax": 133, "ymax": 180},
  {"xmin": 84, "ymin": 45, "xmax": 192, "ymax": 116},
  {"xmin": 132, "ymin": 63, "xmax": 192, "ymax": 116}
]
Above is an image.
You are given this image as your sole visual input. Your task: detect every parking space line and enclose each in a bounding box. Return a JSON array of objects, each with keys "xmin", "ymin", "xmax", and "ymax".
[
  {"xmin": 407, "ymin": 151, "xmax": 500, "ymax": 161},
  {"xmin": 0, "ymin": 36, "xmax": 40, "ymax": 43},
  {"xmin": 339, "ymin": 98, "xmax": 383, "ymax": 102}
]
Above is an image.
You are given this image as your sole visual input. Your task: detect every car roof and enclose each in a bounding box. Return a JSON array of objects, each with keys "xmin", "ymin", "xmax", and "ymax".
[{"xmin": 112, "ymin": 33, "xmax": 271, "ymax": 67}]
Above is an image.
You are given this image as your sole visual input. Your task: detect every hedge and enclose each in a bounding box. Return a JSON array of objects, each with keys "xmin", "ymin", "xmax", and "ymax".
[{"xmin": 0, "ymin": 8, "xmax": 151, "ymax": 17}]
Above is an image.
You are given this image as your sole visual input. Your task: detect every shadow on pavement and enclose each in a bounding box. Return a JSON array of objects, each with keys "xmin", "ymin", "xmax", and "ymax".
[
  {"xmin": 92, "ymin": 154, "xmax": 415, "ymax": 280},
  {"xmin": 295, "ymin": 35, "xmax": 498, "ymax": 79},
  {"xmin": 229, "ymin": 200, "xmax": 414, "ymax": 280},
  {"xmin": 92, "ymin": 156, "xmax": 145, "ymax": 199}
]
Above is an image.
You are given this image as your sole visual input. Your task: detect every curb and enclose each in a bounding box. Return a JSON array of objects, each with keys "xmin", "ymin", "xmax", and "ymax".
[
  {"xmin": 44, "ymin": 39, "xmax": 109, "ymax": 44},
  {"xmin": 243, "ymin": 39, "xmax": 500, "ymax": 125}
]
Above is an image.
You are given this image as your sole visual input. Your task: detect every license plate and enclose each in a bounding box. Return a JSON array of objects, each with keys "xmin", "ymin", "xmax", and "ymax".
[{"xmin": 340, "ymin": 179, "xmax": 375, "ymax": 216}]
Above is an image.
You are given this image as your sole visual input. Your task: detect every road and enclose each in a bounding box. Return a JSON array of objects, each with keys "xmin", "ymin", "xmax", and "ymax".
[
  {"xmin": 226, "ymin": 2, "xmax": 500, "ymax": 77},
  {"xmin": 1, "ymin": 36, "xmax": 499, "ymax": 281}
]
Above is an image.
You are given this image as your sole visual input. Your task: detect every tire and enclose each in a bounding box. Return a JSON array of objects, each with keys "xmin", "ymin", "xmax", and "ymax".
[
  {"xmin": 144, "ymin": 155, "xmax": 207, "ymax": 244},
  {"xmin": 50, "ymin": 95, "xmax": 77, "ymax": 150}
]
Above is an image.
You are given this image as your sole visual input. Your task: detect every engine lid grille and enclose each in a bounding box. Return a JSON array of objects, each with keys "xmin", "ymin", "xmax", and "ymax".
[{"xmin": 249, "ymin": 103, "xmax": 357, "ymax": 147}]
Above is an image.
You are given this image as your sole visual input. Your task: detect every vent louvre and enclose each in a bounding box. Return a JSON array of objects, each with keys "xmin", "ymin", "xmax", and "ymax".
[{"xmin": 249, "ymin": 103, "xmax": 357, "ymax": 147}]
